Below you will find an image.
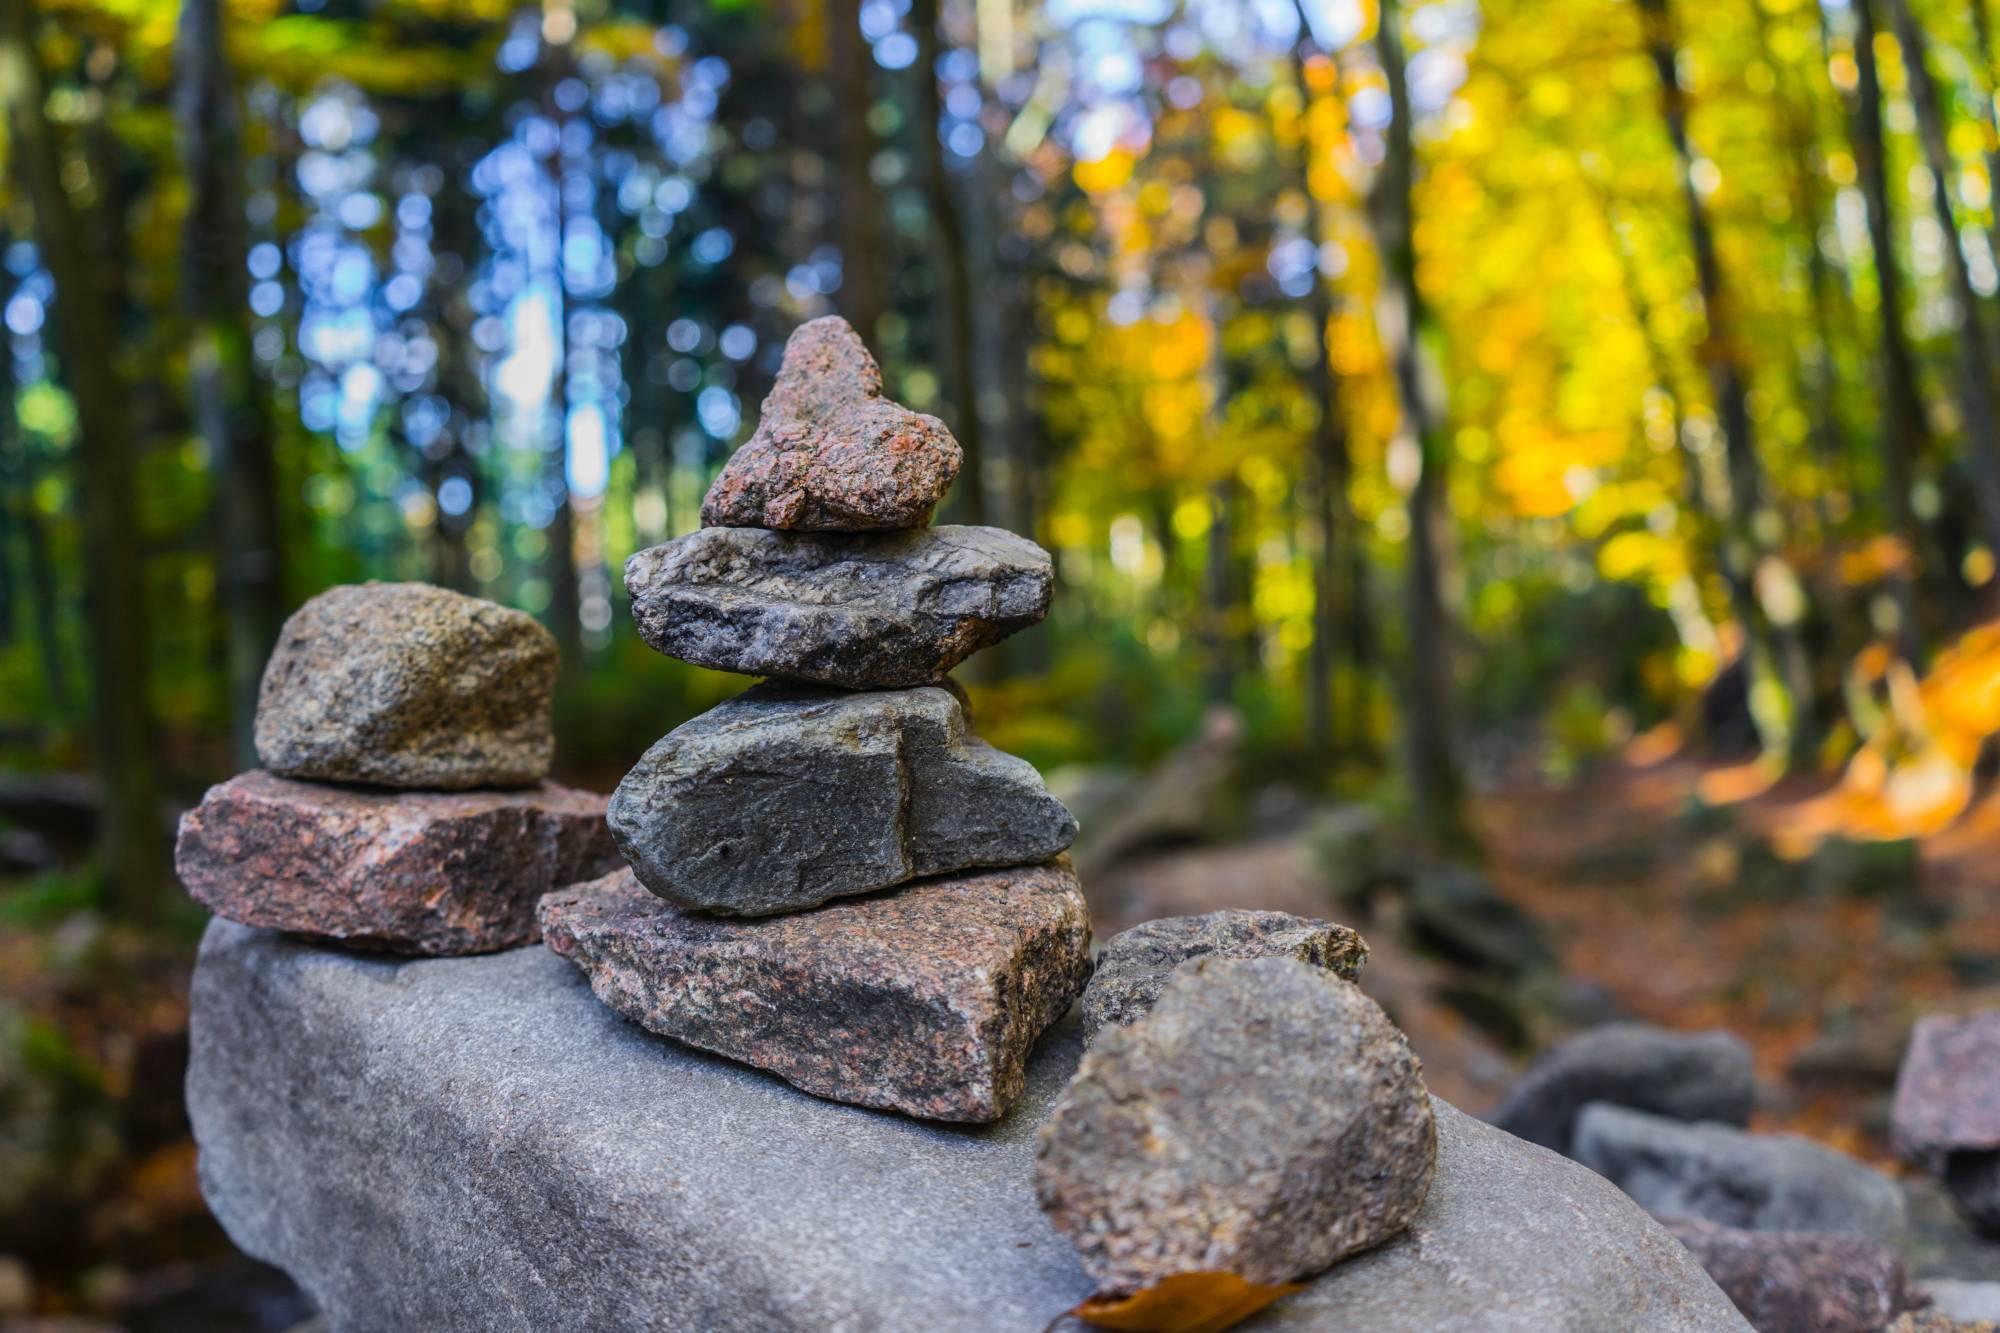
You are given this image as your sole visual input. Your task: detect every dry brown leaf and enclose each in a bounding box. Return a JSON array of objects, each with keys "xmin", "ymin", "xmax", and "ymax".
[{"xmin": 1064, "ymin": 1272, "xmax": 1305, "ymax": 1333}]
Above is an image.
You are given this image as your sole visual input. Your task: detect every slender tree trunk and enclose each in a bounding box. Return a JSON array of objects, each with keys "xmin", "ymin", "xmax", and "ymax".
[
  {"xmin": 1376, "ymin": 0, "xmax": 1469, "ymax": 841},
  {"xmin": 177, "ymin": 0, "xmax": 283, "ymax": 767},
  {"xmin": 828, "ymin": 0, "xmax": 884, "ymax": 345},
  {"xmin": 1849, "ymin": 0, "xmax": 1931, "ymax": 653},
  {"xmin": 1639, "ymin": 0, "xmax": 1816, "ymax": 760},
  {"xmin": 542, "ymin": 42, "xmax": 582, "ymax": 664},
  {"xmin": 1966, "ymin": 0, "xmax": 2000, "ymax": 268},
  {"xmin": 431, "ymin": 151, "xmax": 483, "ymax": 591},
  {"xmin": 1204, "ymin": 477, "xmax": 1239, "ymax": 705},
  {"xmin": 0, "ymin": 0, "xmax": 168, "ymax": 914},
  {"xmin": 910, "ymin": 0, "xmax": 986, "ymax": 527},
  {"xmin": 1886, "ymin": 0, "xmax": 2000, "ymax": 561}
]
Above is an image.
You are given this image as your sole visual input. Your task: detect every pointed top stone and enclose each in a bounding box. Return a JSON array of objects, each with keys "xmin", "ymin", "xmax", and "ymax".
[{"xmin": 700, "ymin": 315, "xmax": 962, "ymax": 531}]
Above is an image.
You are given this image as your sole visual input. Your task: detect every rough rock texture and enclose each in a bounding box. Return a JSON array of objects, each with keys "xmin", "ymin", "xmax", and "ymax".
[
  {"xmin": 1891, "ymin": 1316, "xmax": 2000, "ymax": 1333},
  {"xmin": 1894, "ymin": 1013, "xmax": 2000, "ymax": 1235},
  {"xmin": 1661, "ymin": 1217, "xmax": 1918, "ymax": 1333},
  {"xmin": 625, "ymin": 525, "xmax": 1050, "ymax": 689},
  {"xmin": 1079, "ymin": 910, "xmax": 1367, "ymax": 1041},
  {"xmin": 175, "ymin": 770, "xmax": 621, "ymax": 955},
  {"xmin": 608, "ymin": 684, "xmax": 1075, "ymax": 915},
  {"xmin": 700, "ymin": 316, "xmax": 960, "ymax": 531},
  {"xmin": 1574, "ymin": 1103, "xmax": 1909, "ymax": 1243},
  {"xmin": 1035, "ymin": 956, "xmax": 1436, "ymax": 1295},
  {"xmin": 1487, "ymin": 1023, "xmax": 1755, "ymax": 1156},
  {"xmin": 255, "ymin": 582, "xmax": 558, "ymax": 789},
  {"xmin": 187, "ymin": 920, "xmax": 1749, "ymax": 1332},
  {"xmin": 537, "ymin": 862, "xmax": 1089, "ymax": 1122}
]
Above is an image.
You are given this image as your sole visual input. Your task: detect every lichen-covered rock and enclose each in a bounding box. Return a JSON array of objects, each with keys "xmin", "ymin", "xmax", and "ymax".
[
  {"xmin": 624, "ymin": 525, "xmax": 1051, "ymax": 689},
  {"xmin": 701, "ymin": 316, "xmax": 961, "ymax": 531},
  {"xmin": 1035, "ymin": 956, "xmax": 1436, "ymax": 1296},
  {"xmin": 1080, "ymin": 910, "xmax": 1367, "ymax": 1041},
  {"xmin": 1662, "ymin": 1217, "xmax": 1919, "ymax": 1333},
  {"xmin": 255, "ymin": 582, "xmax": 558, "ymax": 789},
  {"xmin": 1488, "ymin": 1023, "xmax": 1755, "ymax": 1155},
  {"xmin": 538, "ymin": 861, "xmax": 1090, "ymax": 1122},
  {"xmin": 1573, "ymin": 1103, "xmax": 1909, "ymax": 1243},
  {"xmin": 1893, "ymin": 1013, "xmax": 2000, "ymax": 1236},
  {"xmin": 609, "ymin": 684, "xmax": 1074, "ymax": 916},
  {"xmin": 175, "ymin": 770, "xmax": 621, "ymax": 955}
]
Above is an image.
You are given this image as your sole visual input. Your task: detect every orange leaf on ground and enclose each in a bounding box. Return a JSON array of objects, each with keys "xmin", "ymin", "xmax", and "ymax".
[{"xmin": 1066, "ymin": 1272, "xmax": 1305, "ymax": 1333}]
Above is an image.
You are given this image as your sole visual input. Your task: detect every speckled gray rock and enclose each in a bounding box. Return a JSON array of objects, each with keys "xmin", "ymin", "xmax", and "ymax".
[
  {"xmin": 175, "ymin": 770, "xmax": 622, "ymax": 955},
  {"xmin": 1893, "ymin": 1013, "xmax": 2000, "ymax": 1235},
  {"xmin": 608, "ymin": 684, "xmax": 1075, "ymax": 915},
  {"xmin": 624, "ymin": 525, "xmax": 1051, "ymax": 688},
  {"xmin": 1036, "ymin": 956, "xmax": 1436, "ymax": 1295},
  {"xmin": 701, "ymin": 316, "xmax": 961, "ymax": 531},
  {"xmin": 1080, "ymin": 910, "xmax": 1367, "ymax": 1042},
  {"xmin": 255, "ymin": 582, "xmax": 558, "ymax": 789},
  {"xmin": 1661, "ymin": 1217, "xmax": 1919, "ymax": 1333},
  {"xmin": 187, "ymin": 920, "xmax": 1748, "ymax": 1332},
  {"xmin": 1574, "ymin": 1103, "xmax": 1909, "ymax": 1243},
  {"xmin": 1488, "ymin": 1023, "xmax": 1755, "ymax": 1155},
  {"xmin": 537, "ymin": 862, "xmax": 1090, "ymax": 1122}
]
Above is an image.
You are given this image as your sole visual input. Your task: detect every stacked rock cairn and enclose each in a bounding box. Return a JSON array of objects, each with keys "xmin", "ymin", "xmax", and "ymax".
[
  {"xmin": 175, "ymin": 583, "xmax": 623, "ymax": 955},
  {"xmin": 538, "ymin": 315, "xmax": 1092, "ymax": 1123}
]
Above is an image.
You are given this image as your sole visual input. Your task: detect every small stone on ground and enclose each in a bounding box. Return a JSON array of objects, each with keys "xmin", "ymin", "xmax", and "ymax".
[
  {"xmin": 700, "ymin": 316, "xmax": 961, "ymax": 531},
  {"xmin": 538, "ymin": 861, "xmax": 1090, "ymax": 1122},
  {"xmin": 175, "ymin": 770, "xmax": 620, "ymax": 955},
  {"xmin": 1079, "ymin": 909, "xmax": 1366, "ymax": 1041},
  {"xmin": 624, "ymin": 524, "xmax": 1051, "ymax": 689},
  {"xmin": 1486, "ymin": 1023, "xmax": 1754, "ymax": 1155},
  {"xmin": 608, "ymin": 684, "xmax": 1074, "ymax": 915},
  {"xmin": 254, "ymin": 582, "xmax": 559, "ymax": 790},
  {"xmin": 1893, "ymin": 1013, "xmax": 2000, "ymax": 1236},
  {"xmin": 1035, "ymin": 956, "xmax": 1436, "ymax": 1295},
  {"xmin": 1661, "ymin": 1216, "xmax": 1917, "ymax": 1333}
]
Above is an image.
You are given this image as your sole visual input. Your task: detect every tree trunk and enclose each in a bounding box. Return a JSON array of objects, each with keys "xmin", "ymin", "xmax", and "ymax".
[
  {"xmin": 910, "ymin": 0, "xmax": 986, "ymax": 527},
  {"xmin": 0, "ymin": 0, "xmax": 169, "ymax": 915},
  {"xmin": 828, "ymin": 0, "xmax": 884, "ymax": 345},
  {"xmin": 1848, "ymin": 0, "xmax": 1932, "ymax": 654},
  {"xmin": 1376, "ymin": 0, "xmax": 1470, "ymax": 842},
  {"xmin": 1885, "ymin": 0, "xmax": 2000, "ymax": 561},
  {"xmin": 177, "ymin": 0, "xmax": 284, "ymax": 767},
  {"xmin": 542, "ymin": 45, "xmax": 582, "ymax": 665},
  {"xmin": 1638, "ymin": 0, "xmax": 1816, "ymax": 760}
]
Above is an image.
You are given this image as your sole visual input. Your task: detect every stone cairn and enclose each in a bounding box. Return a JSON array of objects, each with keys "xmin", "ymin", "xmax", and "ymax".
[
  {"xmin": 175, "ymin": 582, "xmax": 624, "ymax": 956},
  {"xmin": 538, "ymin": 315, "xmax": 1093, "ymax": 1124}
]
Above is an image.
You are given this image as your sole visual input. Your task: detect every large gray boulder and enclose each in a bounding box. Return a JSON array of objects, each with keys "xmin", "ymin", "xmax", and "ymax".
[
  {"xmin": 1574, "ymin": 1103, "xmax": 1909, "ymax": 1243},
  {"xmin": 607, "ymin": 684, "xmax": 1075, "ymax": 915},
  {"xmin": 624, "ymin": 524, "xmax": 1051, "ymax": 689},
  {"xmin": 188, "ymin": 921, "xmax": 1749, "ymax": 1333},
  {"xmin": 1487, "ymin": 1023, "xmax": 1755, "ymax": 1155}
]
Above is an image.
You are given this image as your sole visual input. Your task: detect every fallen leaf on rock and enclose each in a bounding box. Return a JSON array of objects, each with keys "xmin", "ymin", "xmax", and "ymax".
[{"xmin": 1063, "ymin": 1272, "xmax": 1305, "ymax": 1333}]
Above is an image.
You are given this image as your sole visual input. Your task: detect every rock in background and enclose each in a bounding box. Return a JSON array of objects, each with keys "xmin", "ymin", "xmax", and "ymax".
[
  {"xmin": 608, "ymin": 684, "xmax": 1074, "ymax": 915},
  {"xmin": 1894, "ymin": 1013, "xmax": 2000, "ymax": 1236},
  {"xmin": 538, "ymin": 861, "xmax": 1090, "ymax": 1122},
  {"xmin": 1661, "ymin": 1217, "xmax": 1920, "ymax": 1333},
  {"xmin": 1487, "ymin": 1023, "xmax": 1755, "ymax": 1155},
  {"xmin": 254, "ymin": 582, "xmax": 558, "ymax": 790},
  {"xmin": 176, "ymin": 771, "xmax": 621, "ymax": 955}
]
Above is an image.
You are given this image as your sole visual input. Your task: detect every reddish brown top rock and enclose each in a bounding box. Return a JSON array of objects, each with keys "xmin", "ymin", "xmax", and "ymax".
[
  {"xmin": 1662, "ymin": 1217, "xmax": 1919, "ymax": 1333},
  {"xmin": 175, "ymin": 770, "xmax": 623, "ymax": 956},
  {"xmin": 537, "ymin": 859, "xmax": 1091, "ymax": 1122},
  {"xmin": 700, "ymin": 316, "xmax": 961, "ymax": 531},
  {"xmin": 1894, "ymin": 1013, "xmax": 2000, "ymax": 1162}
]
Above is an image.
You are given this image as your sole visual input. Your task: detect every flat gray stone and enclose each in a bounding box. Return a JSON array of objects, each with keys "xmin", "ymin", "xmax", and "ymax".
[
  {"xmin": 1487, "ymin": 1023, "xmax": 1755, "ymax": 1155},
  {"xmin": 624, "ymin": 525, "xmax": 1051, "ymax": 689},
  {"xmin": 1922, "ymin": 1281, "xmax": 2000, "ymax": 1323},
  {"xmin": 255, "ymin": 582, "xmax": 558, "ymax": 790},
  {"xmin": 608, "ymin": 685, "xmax": 1075, "ymax": 915},
  {"xmin": 1079, "ymin": 910, "xmax": 1367, "ymax": 1042},
  {"xmin": 188, "ymin": 920, "xmax": 1750, "ymax": 1333},
  {"xmin": 1574, "ymin": 1102, "xmax": 1909, "ymax": 1243}
]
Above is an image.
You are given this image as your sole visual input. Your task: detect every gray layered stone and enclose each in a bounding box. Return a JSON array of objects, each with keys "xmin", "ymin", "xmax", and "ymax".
[
  {"xmin": 1488, "ymin": 1023, "xmax": 1756, "ymax": 1155},
  {"xmin": 1037, "ymin": 957, "xmax": 1437, "ymax": 1295},
  {"xmin": 1079, "ymin": 910, "xmax": 1368, "ymax": 1041},
  {"xmin": 608, "ymin": 684, "xmax": 1075, "ymax": 915},
  {"xmin": 624, "ymin": 525, "xmax": 1051, "ymax": 689},
  {"xmin": 255, "ymin": 582, "xmax": 558, "ymax": 789},
  {"xmin": 1894, "ymin": 1012, "xmax": 2000, "ymax": 1236},
  {"xmin": 186, "ymin": 919, "xmax": 1749, "ymax": 1332},
  {"xmin": 538, "ymin": 862, "xmax": 1090, "ymax": 1122},
  {"xmin": 1574, "ymin": 1103, "xmax": 1909, "ymax": 1243}
]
